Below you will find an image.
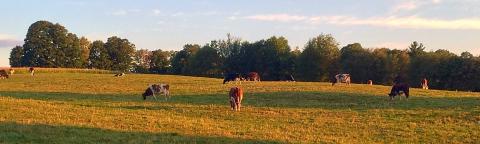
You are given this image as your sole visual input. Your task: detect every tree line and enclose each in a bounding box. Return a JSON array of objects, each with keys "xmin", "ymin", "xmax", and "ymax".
[{"xmin": 10, "ymin": 21, "xmax": 480, "ymax": 91}]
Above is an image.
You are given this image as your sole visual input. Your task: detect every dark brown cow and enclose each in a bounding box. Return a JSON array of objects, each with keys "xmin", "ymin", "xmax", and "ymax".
[
  {"xmin": 367, "ymin": 80, "xmax": 373, "ymax": 85},
  {"xmin": 229, "ymin": 87, "xmax": 244, "ymax": 111},
  {"xmin": 246, "ymin": 72, "xmax": 260, "ymax": 81},
  {"xmin": 29, "ymin": 67, "xmax": 35, "ymax": 76},
  {"xmin": 389, "ymin": 83, "xmax": 409, "ymax": 101},
  {"xmin": 0, "ymin": 70, "xmax": 9, "ymax": 79}
]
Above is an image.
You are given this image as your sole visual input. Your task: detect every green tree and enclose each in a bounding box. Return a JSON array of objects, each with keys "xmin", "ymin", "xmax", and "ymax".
[
  {"xmin": 22, "ymin": 21, "xmax": 82, "ymax": 68},
  {"xmin": 79, "ymin": 37, "xmax": 91, "ymax": 67},
  {"xmin": 187, "ymin": 45, "xmax": 222, "ymax": 77},
  {"xmin": 133, "ymin": 49, "xmax": 151, "ymax": 73},
  {"xmin": 339, "ymin": 43, "xmax": 375, "ymax": 83},
  {"xmin": 170, "ymin": 44, "xmax": 200, "ymax": 74},
  {"xmin": 149, "ymin": 49, "xmax": 172, "ymax": 74},
  {"xmin": 296, "ymin": 34, "xmax": 340, "ymax": 81},
  {"xmin": 9, "ymin": 46, "xmax": 24, "ymax": 67},
  {"xmin": 88, "ymin": 40, "xmax": 112, "ymax": 69},
  {"xmin": 104, "ymin": 36, "xmax": 136, "ymax": 71}
]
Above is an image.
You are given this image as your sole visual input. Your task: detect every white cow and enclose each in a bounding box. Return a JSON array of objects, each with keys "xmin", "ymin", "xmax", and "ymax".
[{"xmin": 332, "ymin": 74, "xmax": 351, "ymax": 86}]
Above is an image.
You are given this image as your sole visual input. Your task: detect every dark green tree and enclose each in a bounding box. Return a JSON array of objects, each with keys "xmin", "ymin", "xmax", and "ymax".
[
  {"xmin": 88, "ymin": 40, "xmax": 112, "ymax": 69},
  {"xmin": 296, "ymin": 34, "xmax": 340, "ymax": 81},
  {"xmin": 339, "ymin": 43, "xmax": 375, "ymax": 83},
  {"xmin": 9, "ymin": 46, "xmax": 24, "ymax": 67},
  {"xmin": 104, "ymin": 36, "xmax": 136, "ymax": 71},
  {"xmin": 170, "ymin": 44, "xmax": 200, "ymax": 74},
  {"xmin": 187, "ymin": 45, "xmax": 222, "ymax": 77},
  {"xmin": 149, "ymin": 49, "xmax": 172, "ymax": 74}
]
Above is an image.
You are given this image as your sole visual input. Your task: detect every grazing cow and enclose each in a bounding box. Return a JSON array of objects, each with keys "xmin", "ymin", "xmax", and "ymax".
[
  {"xmin": 389, "ymin": 83, "xmax": 409, "ymax": 101},
  {"xmin": 29, "ymin": 67, "xmax": 35, "ymax": 76},
  {"xmin": 421, "ymin": 78, "xmax": 429, "ymax": 90},
  {"xmin": 246, "ymin": 72, "xmax": 260, "ymax": 81},
  {"xmin": 9, "ymin": 68, "xmax": 14, "ymax": 75},
  {"xmin": 367, "ymin": 80, "xmax": 373, "ymax": 85},
  {"xmin": 0, "ymin": 70, "xmax": 9, "ymax": 79},
  {"xmin": 332, "ymin": 74, "xmax": 351, "ymax": 86},
  {"xmin": 283, "ymin": 74, "xmax": 295, "ymax": 82},
  {"xmin": 229, "ymin": 87, "xmax": 244, "ymax": 111},
  {"xmin": 223, "ymin": 73, "xmax": 241, "ymax": 84},
  {"xmin": 142, "ymin": 84, "xmax": 170, "ymax": 101},
  {"xmin": 114, "ymin": 73, "xmax": 125, "ymax": 77}
]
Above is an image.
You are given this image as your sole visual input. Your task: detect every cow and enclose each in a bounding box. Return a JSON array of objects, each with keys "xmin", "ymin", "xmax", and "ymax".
[
  {"xmin": 114, "ymin": 73, "xmax": 125, "ymax": 77},
  {"xmin": 229, "ymin": 87, "xmax": 244, "ymax": 111},
  {"xmin": 367, "ymin": 80, "xmax": 373, "ymax": 85},
  {"xmin": 332, "ymin": 74, "xmax": 351, "ymax": 86},
  {"xmin": 246, "ymin": 72, "xmax": 260, "ymax": 81},
  {"xmin": 0, "ymin": 70, "xmax": 9, "ymax": 79},
  {"xmin": 421, "ymin": 78, "xmax": 429, "ymax": 90},
  {"xmin": 9, "ymin": 68, "xmax": 14, "ymax": 75},
  {"xmin": 389, "ymin": 83, "xmax": 409, "ymax": 101},
  {"xmin": 142, "ymin": 84, "xmax": 170, "ymax": 101},
  {"xmin": 223, "ymin": 73, "xmax": 242, "ymax": 84},
  {"xmin": 29, "ymin": 67, "xmax": 35, "ymax": 76},
  {"xmin": 284, "ymin": 74, "xmax": 295, "ymax": 82}
]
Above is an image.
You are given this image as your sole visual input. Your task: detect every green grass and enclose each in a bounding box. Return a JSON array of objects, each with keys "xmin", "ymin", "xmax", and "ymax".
[{"xmin": 0, "ymin": 73, "xmax": 479, "ymax": 143}]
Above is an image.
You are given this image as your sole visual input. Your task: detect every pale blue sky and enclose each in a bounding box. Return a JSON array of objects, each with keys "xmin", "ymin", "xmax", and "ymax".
[{"xmin": 1, "ymin": 0, "xmax": 480, "ymax": 66}]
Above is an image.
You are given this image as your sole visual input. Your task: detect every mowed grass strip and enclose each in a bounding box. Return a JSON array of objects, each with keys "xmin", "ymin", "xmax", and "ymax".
[{"xmin": 0, "ymin": 73, "xmax": 479, "ymax": 143}]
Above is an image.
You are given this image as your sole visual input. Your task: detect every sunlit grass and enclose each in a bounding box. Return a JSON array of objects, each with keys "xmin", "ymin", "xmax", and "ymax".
[{"xmin": 0, "ymin": 73, "xmax": 479, "ymax": 143}]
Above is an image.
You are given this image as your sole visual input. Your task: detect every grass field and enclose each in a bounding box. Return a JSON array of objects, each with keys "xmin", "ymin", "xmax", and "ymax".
[{"xmin": 0, "ymin": 73, "xmax": 479, "ymax": 143}]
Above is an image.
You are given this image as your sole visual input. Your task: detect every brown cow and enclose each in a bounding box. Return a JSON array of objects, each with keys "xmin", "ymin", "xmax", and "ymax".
[
  {"xmin": 0, "ymin": 70, "xmax": 9, "ymax": 79},
  {"xmin": 246, "ymin": 72, "xmax": 260, "ymax": 81},
  {"xmin": 367, "ymin": 80, "xmax": 373, "ymax": 85},
  {"xmin": 421, "ymin": 78, "xmax": 429, "ymax": 89},
  {"xmin": 229, "ymin": 87, "xmax": 244, "ymax": 111}
]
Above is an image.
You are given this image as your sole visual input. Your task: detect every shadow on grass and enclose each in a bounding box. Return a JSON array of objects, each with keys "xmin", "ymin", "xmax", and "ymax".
[
  {"xmin": 0, "ymin": 122, "xmax": 281, "ymax": 144},
  {"xmin": 0, "ymin": 91, "xmax": 479, "ymax": 110}
]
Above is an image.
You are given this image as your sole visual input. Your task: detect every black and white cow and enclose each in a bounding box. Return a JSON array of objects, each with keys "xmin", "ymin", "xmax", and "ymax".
[{"xmin": 332, "ymin": 74, "xmax": 351, "ymax": 86}]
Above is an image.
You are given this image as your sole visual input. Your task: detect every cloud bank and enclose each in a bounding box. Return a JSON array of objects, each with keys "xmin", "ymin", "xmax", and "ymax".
[{"xmin": 245, "ymin": 14, "xmax": 480, "ymax": 30}]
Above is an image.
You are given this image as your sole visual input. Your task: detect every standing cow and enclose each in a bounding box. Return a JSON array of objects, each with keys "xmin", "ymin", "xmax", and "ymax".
[
  {"xmin": 421, "ymin": 78, "xmax": 429, "ymax": 89},
  {"xmin": 223, "ymin": 73, "xmax": 241, "ymax": 84},
  {"xmin": 246, "ymin": 72, "xmax": 260, "ymax": 81},
  {"xmin": 332, "ymin": 74, "xmax": 351, "ymax": 86},
  {"xmin": 0, "ymin": 70, "xmax": 9, "ymax": 79},
  {"xmin": 229, "ymin": 87, "xmax": 244, "ymax": 111},
  {"xmin": 9, "ymin": 68, "xmax": 14, "ymax": 75},
  {"xmin": 29, "ymin": 67, "xmax": 35, "ymax": 76}
]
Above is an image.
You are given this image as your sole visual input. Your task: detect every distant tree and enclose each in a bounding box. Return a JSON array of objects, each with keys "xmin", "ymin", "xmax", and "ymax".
[
  {"xmin": 340, "ymin": 43, "xmax": 375, "ymax": 83},
  {"xmin": 460, "ymin": 51, "xmax": 474, "ymax": 59},
  {"xmin": 149, "ymin": 49, "xmax": 172, "ymax": 74},
  {"xmin": 408, "ymin": 41, "xmax": 426, "ymax": 57},
  {"xmin": 88, "ymin": 40, "xmax": 112, "ymax": 70},
  {"xmin": 104, "ymin": 36, "xmax": 136, "ymax": 71},
  {"xmin": 296, "ymin": 34, "xmax": 340, "ymax": 81},
  {"xmin": 22, "ymin": 21, "xmax": 82, "ymax": 68},
  {"xmin": 9, "ymin": 46, "xmax": 24, "ymax": 67},
  {"xmin": 170, "ymin": 44, "xmax": 200, "ymax": 74},
  {"xmin": 79, "ymin": 37, "xmax": 91, "ymax": 67},
  {"xmin": 187, "ymin": 45, "xmax": 222, "ymax": 77},
  {"xmin": 133, "ymin": 49, "xmax": 151, "ymax": 73}
]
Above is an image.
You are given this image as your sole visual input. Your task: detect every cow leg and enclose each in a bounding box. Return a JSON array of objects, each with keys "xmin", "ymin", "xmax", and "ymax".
[{"xmin": 230, "ymin": 97, "xmax": 235, "ymax": 110}]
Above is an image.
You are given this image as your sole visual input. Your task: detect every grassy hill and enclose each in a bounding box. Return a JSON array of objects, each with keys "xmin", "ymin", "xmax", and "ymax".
[{"xmin": 0, "ymin": 73, "xmax": 479, "ymax": 143}]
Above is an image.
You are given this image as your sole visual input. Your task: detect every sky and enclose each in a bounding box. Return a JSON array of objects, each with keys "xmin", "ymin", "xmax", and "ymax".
[{"xmin": 1, "ymin": 0, "xmax": 480, "ymax": 67}]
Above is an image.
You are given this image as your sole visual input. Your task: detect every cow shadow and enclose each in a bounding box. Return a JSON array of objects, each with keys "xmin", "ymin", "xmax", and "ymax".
[
  {"xmin": 0, "ymin": 122, "xmax": 283, "ymax": 144},
  {"xmin": 0, "ymin": 91, "xmax": 479, "ymax": 110}
]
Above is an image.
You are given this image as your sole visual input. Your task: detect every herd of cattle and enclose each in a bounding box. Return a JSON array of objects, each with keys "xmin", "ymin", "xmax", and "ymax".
[{"xmin": 1, "ymin": 68, "xmax": 430, "ymax": 111}]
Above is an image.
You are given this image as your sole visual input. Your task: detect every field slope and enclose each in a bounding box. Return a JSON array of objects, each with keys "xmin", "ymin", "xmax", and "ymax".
[{"xmin": 0, "ymin": 73, "xmax": 479, "ymax": 143}]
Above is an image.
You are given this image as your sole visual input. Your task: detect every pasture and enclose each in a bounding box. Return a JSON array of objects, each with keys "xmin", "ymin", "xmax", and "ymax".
[{"xmin": 0, "ymin": 72, "xmax": 479, "ymax": 143}]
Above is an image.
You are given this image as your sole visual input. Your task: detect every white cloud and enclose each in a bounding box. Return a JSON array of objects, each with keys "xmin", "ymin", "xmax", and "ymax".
[
  {"xmin": 171, "ymin": 12, "xmax": 184, "ymax": 17},
  {"xmin": 0, "ymin": 34, "xmax": 22, "ymax": 48},
  {"xmin": 309, "ymin": 15, "xmax": 480, "ymax": 30},
  {"xmin": 153, "ymin": 9, "xmax": 161, "ymax": 16},
  {"xmin": 111, "ymin": 10, "xmax": 127, "ymax": 16},
  {"xmin": 390, "ymin": 0, "xmax": 443, "ymax": 13},
  {"xmin": 245, "ymin": 14, "xmax": 480, "ymax": 30},
  {"xmin": 244, "ymin": 14, "xmax": 307, "ymax": 22}
]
